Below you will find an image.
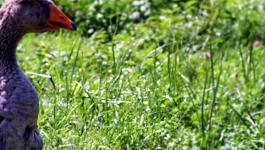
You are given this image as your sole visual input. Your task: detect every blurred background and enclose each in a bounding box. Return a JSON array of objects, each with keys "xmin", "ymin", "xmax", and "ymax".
[{"xmin": 56, "ymin": 0, "xmax": 265, "ymax": 42}]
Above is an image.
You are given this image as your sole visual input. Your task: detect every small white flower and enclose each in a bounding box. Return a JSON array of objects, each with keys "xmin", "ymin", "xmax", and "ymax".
[
  {"xmin": 96, "ymin": 13, "xmax": 103, "ymax": 19},
  {"xmin": 87, "ymin": 28, "xmax": 94, "ymax": 34},
  {"xmin": 140, "ymin": 5, "xmax": 147, "ymax": 12},
  {"xmin": 130, "ymin": 12, "xmax": 140, "ymax": 19},
  {"xmin": 258, "ymin": 5, "xmax": 264, "ymax": 12},
  {"xmin": 186, "ymin": 14, "xmax": 192, "ymax": 19},
  {"xmin": 201, "ymin": 10, "xmax": 209, "ymax": 17},
  {"xmin": 133, "ymin": 0, "xmax": 144, "ymax": 6},
  {"xmin": 215, "ymin": 32, "xmax": 221, "ymax": 37},
  {"xmin": 144, "ymin": 10, "xmax": 151, "ymax": 17},
  {"xmin": 159, "ymin": 15, "xmax": 166, "ymax": 20},
  {"xmin": 186, "ymin": 23, "xmax": 192, "ymax": 28}
]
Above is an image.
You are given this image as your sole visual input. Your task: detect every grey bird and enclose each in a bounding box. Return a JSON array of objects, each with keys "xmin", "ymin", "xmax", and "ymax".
[{"xmin": 0, "ymin": 0, "xmax": 76, "ymax": 149}]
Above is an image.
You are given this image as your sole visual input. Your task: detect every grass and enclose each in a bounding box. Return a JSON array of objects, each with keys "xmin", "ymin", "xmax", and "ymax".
[{"xmin": 15, "ymin": 0, "xmax": 265, "ymax": 149}]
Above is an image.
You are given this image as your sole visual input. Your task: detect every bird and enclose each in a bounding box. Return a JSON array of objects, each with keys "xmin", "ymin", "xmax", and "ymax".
[{"xmin": 0, "ymin": 0, "xmax": 76, "ymax": 149}]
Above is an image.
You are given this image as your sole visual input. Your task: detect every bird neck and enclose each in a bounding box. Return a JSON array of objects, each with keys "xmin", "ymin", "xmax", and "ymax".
[{"xmin": 0, "ymin": 11, "xmax": 24, "ymax": 68}]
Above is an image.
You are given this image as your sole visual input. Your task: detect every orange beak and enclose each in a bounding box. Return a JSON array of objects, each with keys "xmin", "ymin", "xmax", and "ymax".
[{"xmin": 48, "ymin": 3, "xmax": 76, "ymax": 31}]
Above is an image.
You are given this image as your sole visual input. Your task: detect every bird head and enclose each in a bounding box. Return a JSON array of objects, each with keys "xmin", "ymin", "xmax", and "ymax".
[{"xmin": 1, "ymin": 0, "xmax": 76, "ymax": 33}]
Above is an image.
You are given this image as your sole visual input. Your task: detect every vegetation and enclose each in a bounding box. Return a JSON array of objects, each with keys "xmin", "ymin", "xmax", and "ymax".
[
  {"xmin": 54, "ymin": 0, "xmax": 177, "ymax": 36},
  {"xmin": 9, "ymin": 0, "xmax": 265, "ymax": 149}
]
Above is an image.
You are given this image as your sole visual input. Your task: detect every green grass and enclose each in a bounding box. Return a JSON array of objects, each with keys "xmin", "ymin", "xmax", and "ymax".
[{"xmin": 16, "ymin": 0, "xmax": 265, "ymax": 149}]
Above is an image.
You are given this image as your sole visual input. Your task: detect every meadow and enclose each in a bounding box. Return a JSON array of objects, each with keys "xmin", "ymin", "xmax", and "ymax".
[{"xmin": 15, "ymin": 0, "xmax": 265, "ymax": 149}]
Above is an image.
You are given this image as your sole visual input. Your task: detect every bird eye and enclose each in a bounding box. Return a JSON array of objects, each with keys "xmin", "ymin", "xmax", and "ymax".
[{"xmin": 33, "ymin": 2, "xmax": 41, "ymax": 8}]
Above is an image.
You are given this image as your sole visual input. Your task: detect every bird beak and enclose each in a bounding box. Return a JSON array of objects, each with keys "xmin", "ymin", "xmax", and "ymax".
[{"xmin": 47, "ymin": 3, "xmax": 77, "ymax": 31}]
